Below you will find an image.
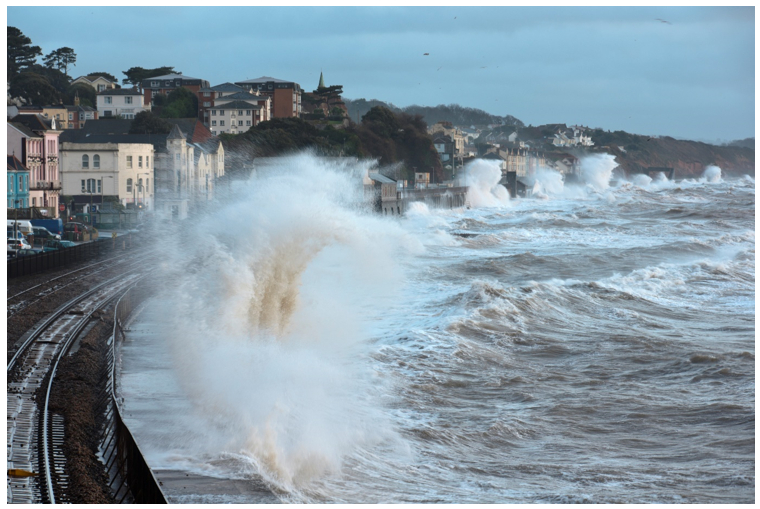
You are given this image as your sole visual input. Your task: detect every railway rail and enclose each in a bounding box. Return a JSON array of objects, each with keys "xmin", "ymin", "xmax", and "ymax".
[
  {"xmin": 7, "ymin": 251, "xmax": 154, "ymax": 319},
  {"xmin": 7, "ymin": 270, "xmax": 148, "ymax": 504}
]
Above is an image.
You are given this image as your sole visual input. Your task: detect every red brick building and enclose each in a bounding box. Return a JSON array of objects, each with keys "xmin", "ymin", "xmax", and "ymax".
[
  {"xmin": 140, "ymin": 74, "xmax": 210, "ymax": 107},
  {"xmin": 234, "ymin": 77, "xmax": 302, "ymax": 118}
]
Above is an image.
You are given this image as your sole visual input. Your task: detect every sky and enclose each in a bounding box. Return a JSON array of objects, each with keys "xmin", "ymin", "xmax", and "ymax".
[{"xmin": 7, "ymin": 6, "xmax": 755, "ymax": 142}]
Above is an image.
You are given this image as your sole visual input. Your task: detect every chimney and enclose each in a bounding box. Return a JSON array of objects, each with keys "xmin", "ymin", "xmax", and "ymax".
[{"xmin": 74, "ymin": 91, "xmax": 80, "ymax": 107}]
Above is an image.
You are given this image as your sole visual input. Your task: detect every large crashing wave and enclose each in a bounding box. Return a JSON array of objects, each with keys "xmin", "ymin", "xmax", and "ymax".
[{"xmin": 153, "ymin": 153, "xmax": 415, "ymax": 493}]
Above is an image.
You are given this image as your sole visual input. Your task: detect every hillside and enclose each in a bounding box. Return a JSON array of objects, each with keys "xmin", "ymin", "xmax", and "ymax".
[
  {"xmin": 344, "ymin": 98, "xmax": 523, "ymax": 129},
  {"xmin": 586, "ymin": 130, "xmax": 754, "ymax": 177}
]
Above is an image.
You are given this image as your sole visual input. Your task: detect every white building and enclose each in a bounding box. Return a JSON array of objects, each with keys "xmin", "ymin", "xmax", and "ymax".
[
  {"xmin": 96, "ymin": 88, "xmax": 149, "ymax": 119},
  {"xmin": 59, "ymin": 142, "xmax": 155, "ymax": 211},
  {"xmin": 207, "ymin": 100, "xmax": 268, "ymax": 135}
]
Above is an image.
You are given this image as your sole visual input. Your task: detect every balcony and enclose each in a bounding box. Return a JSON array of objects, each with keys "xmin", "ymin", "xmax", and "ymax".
[{"xmin": 32, "ymin": 180, "xmax": 62, "ymax": 191}]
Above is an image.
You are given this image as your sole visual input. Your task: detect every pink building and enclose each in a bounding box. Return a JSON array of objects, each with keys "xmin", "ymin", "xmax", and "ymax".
[{"xmin": 8, "ymin": 115, "xmax": 63, "ymax": 216}]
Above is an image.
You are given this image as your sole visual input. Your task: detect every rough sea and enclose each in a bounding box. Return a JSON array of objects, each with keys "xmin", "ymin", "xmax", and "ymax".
[{"xmin": 119, "ymin": 154, "xmax": 754, "ymax": 503}]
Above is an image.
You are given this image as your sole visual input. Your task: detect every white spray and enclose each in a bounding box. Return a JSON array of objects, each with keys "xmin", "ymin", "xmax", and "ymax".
[
  {"xmin": 579, "ymin": 153, "xmax": 617, "ymax": 192},
  {"xmin": 460, "ymin": 159, "xmax": 510, "ymax": 207},
  {"xmin": 154, "ymin": 153, "xmax": 414, "ymax": 493},
  {"xmin": 703, "ymin": 165, "xmax": 722, "ymax": 183}
]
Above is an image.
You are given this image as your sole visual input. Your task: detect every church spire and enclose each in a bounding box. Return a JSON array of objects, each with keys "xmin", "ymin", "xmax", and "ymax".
[{"xmin": 318, "ymin": 71, "xmax": 325, "ymax": 90}]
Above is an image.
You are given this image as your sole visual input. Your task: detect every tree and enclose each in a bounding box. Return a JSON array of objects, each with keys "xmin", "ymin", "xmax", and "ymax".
[
  {"xmin": 122, "ymin": 66, "xmax": 180, "ymax": 92},
  {"xmin": 129, "ymin": 111, "xmax": 173, "ymax": 135},
  {"xmin": 86, "ymin": 71, "xmax": 118, "ymax": 83},
  {"xmin": 7, "ymin": 27, "xmax": 41, "ymax": 76},
  {"xmin": 9, "ymin": 72, "xmax": 60, "ymax": 105},
  {"xmin": 43, "ymin": 47, "xmax": 77, "ymax": 76},
  {"xmin": 159, "ymin": 87, "xmax": 198, "ymax": 118},
  {"xmin": 65, "ymin": 83, "xmax": 96, "ymax": 107},
  {"xmin": 27, "ymin": 64, "xmax": 71, "ymax": 94}
]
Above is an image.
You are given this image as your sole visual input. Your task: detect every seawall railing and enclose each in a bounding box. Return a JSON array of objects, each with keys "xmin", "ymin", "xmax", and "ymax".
[{"xmin": 101, "ymin": 282, "xmax": 167, "ymax": 504}]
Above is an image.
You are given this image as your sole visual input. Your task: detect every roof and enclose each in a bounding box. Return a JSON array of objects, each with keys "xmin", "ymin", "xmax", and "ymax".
[
  {"xmin": 10, "ymin": 114, "xmax": 53, "ymax": 132},
  {"xmin": 216, "ymin": 91, "xmax": 269, "ymax": 102},
  {"xmin": 214, "ymin": 100, "xmax": 262, "ymax": 110},
  {"xmin": 74, "ymin": 75, "xmax": 116, "ymax": 84},
  {"xmin": 368, "ymin": 172, "xmax": 396, "ymax": 184},
  {"xmin": 59, "ymin": 118, "xmax": 217, "ymax": 148},
  {"xmin": 236, "ymin": 76, "xmax": 293, "ymax": 84},
  {"xmin": 97, "ymin": 88, "xmax": 141, "ymax": 96},
  {"xmin": 8, "ymin": 155, "xmax": 29, "ymax": 173},
  {"xmin": 8, "ymin": 122, "xmax": 40, "ymax": 139},
  {"xmin": 167, "ymin": 124, "xmax": 185, "ymax": 140},
  {"xmin": 199, "ymin": 82, "xmax": 244, "ymax": 93},
  {"xmin": 146, "ymin": 74, "xmax": 201, "ymax": 81},
  {"xmin": 64, "ymin": 105, "xmax": 97, "ymax": 112}
]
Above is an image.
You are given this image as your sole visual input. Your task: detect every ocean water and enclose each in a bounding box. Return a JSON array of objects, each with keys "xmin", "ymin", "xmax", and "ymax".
[{"xmin": 119, "ymin": 156, "xmax": 754, "ymax": 503}]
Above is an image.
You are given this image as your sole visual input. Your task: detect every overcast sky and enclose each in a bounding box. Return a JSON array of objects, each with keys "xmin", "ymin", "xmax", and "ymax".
[{"xmin": 7, "ymin": 6, "xmax": 754, "ymax": 142}]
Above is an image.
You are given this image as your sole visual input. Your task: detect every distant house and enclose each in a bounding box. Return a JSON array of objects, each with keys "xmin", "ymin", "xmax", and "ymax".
[
  {"xmin": 198, "ymin": 82, "xmax": 245, "ymax": 126},
  {"xmin": 96, "ymin": 88, "xmax": 149, "ymax": 119},
  {"xmin": 141, "ymin": 74, "xmax": 210, "ymax": 108},
  {"xmin": 72, "ymin": 75, "xmax": 118, "ymax": 92},
  {"xmin": 234, "ymin": 76, "xmax": 302, "ymax": 118},
  {"xmin": 7, "ymin": 155, "xmax": 31, "ymax": 208}
]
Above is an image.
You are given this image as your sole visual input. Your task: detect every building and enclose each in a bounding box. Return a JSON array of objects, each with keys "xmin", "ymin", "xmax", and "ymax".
[
  {"xmin": 59, "ymin": 118, "xmax": 224, "ymax": 220},
  {"xmin": 7, "ymin": 155, "xmax": 31, "ymax": 208},
  {"xmin": 65, "ymin": 104, "xmax": 99, "ymax": 129},
  {"xmin": 234, "ymin": 76, "xmax": 302, "ymax": 118},
  {"xmin": 197, "ymin": 82, "xmax": 245, "ymax": 125},
  {"xmin": 59, "ymin": 142, "xmax": 155, "ymax": 212},
  {"xmin": 207, "ymin": 92, "xmax": 272, "ymax": 135},
  {"xmin": 71, "ymin": 75, "xmax": 118, "ymax": 92},
  {"xmin": 141, "ymin": 74, "xmax": 210, "ymax": 108},
  {"xmin": 97, "ymin": 88, "xmax": 149, "ymax": 119},
  {"xmin": 7, "ymin": 115, "xmax": 62, "ymax": 216}
]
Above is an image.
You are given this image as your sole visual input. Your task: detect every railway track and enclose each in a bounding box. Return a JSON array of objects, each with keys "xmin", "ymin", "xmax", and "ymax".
[
  {"xmin": 7, "ymin": 270, "xmax": 149, "ymax": 504},
  {"xmin": 7, "ymin": 251, "xmax": 154, "ymax": 319}
]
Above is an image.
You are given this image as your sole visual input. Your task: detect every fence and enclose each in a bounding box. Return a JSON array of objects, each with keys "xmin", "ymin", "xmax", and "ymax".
[
  {"xmin": 101, "ymin": 282, "xmax": 167, "ymax": 504},
  {"xmin": 7, "ymin": 234, "xmax": 135, "ymax": 279}
]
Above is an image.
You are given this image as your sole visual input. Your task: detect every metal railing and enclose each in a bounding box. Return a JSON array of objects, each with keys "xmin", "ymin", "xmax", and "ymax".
[{"xmin": 101, "ymin": 283, "xmax": 167, "ymax": 504}]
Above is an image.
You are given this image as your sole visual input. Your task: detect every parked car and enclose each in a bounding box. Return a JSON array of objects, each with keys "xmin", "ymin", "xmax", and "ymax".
[
  {"xmin": 7, "ymin": 238, "xmax": 31, "ymax": 251},
  {"xmin": 42, "ymin": 239, "xmax": 77, "ymax": 252},
  {"xmin": 32, "ymin": 226, "xmax": 61, "ymax": 241},
  {"xmin": 7, "ymin": 219, "xmax": 33, "ymax": 235},
  {"xmin": 7, "ymin": 230, "xmax": 27, "ymax": 241}
]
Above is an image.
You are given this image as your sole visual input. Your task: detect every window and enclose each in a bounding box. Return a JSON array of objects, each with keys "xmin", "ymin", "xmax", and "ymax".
[
  {"xmin": 126, "ymin": 156, "xmax": 133, "ymax": 168},
  {"xmin": 219, "ymin": 120, "xmax": 225, "ymax": 126},
  {"xmin": 146, "ymin": 178, "xmax": 149, "ymax": 192},
  {"xmin": 69, "ymin": 113, "xmax": 73, "ymax": 120},
  {"xmin": 203, "ymin": 102, "xmax": 211, "ymax": 107},
  {"xmin": 105, "ymin": 96, "xmax": 112, "ymax": 104},
  {"xmin": 97, "ymin": 179, "xmax": 102, "ymax": 193},
  {"xmin": 84, "ymin": 178, "xmax": 96, "ymax": 192},
  {"xmin": 204, "ymin": 92, "xmax": 210, "ymax": 97},
  {"xmin": 82, "ymin": 155, "xmax": 89, "ymax": 168},
  {"xmin": 176, "ymin": 154, "xmax": 180, "ymax": 161},
  {"xmin": 81, "ymin": 179, "xmax": 85, "ymax": 191},
  {"xmin": 151, "ymin": 81, "xmax": 158, "ymax": 87},
  {"xmin": 211, "ymin": 130, "xmax": 216, "ymax": 135},
  {"xmin": 104, "ymin": 110, "xmax": 112, "ymax": 117},
  {"xmin": 138, "ymin": 156, "xmax": 143, "ymax": 168},
  {"xmin": 138, "ymin": 178, "xmax": 143, "ymax": 191},
  {"xmin": 146, "ymin": 156, "xmax": 150, "ymax": 168},
  {"xmin": 32, "ymin": 197, "xmax": 36, "ymax": 206},
  {"xmin": 246, "ymin": 110, "xmax": 251, "ymax": 115},
  {"xmin": 126, "ymin": 178, "xmax": 133, "ymax": 193},
  {"xmin": 238, "ymin": 110, "xmax": 243, "ymax": 115},
  {"xmin": 98, "ymin": 84, "xmax": 106, "ymax": 92},
  {"xmin": 211, "ymin": 120, "xmax": 217, "ymax": 126},
  {"xmin": 246, "ymin": 120, "xmax": 251, "ymax": 126},
  {"xmin": 238, "ymin": 120, "xmax": 243, "ymax": 126},
  {"xmin": 211, "ymin": 110, "xmax": 216, "ymax": 116},
  {"xmin": 125, "ymin": 96, "xmax": 133, "ymax": 104},
  {"xmin": 219, "ymin": 110, "xmax": 224, "ymax": 115},
  {"xmin": 93, "ymin": 155, "xmax": 100, "ymax": 168}
]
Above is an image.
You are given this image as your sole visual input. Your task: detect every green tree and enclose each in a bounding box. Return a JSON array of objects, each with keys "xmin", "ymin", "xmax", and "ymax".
[
  {"xmin": 65, "ymin": 83, "xmax": 96, "ymax": 106},
  {"xmin": 122, "ymin": 66, "xmax": 180, "ymax": 92},
  {"xmin": 9, "ymin": 72, "xmax": 60, "ymax": 105},
  {"xmin": 27, "ymin": 64, "xmax": 71, "ymax": 95},
  {"xmin": 129, "ymin": 111, "xmax": 172, "ymax": 135},
  {"xmin": 43, "ymin": 47, "xmax": 77, "ymax": 76},
  {"xmin": 159, "ymin": 87, "xmax": 198, "ymax": 118},
  {"xmin": 7, "ymin": 27, "xmax": 41, "ymax": 76},
  {"xmin": 86, "ymin": 71, "xmax": 118, "ymax": 83}
]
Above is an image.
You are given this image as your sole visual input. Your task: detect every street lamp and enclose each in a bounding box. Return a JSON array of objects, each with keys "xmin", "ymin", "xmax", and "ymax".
[
  {"xmin": 136, "ymin": 172, "xmax": 149, "ymax": 212},
  {"xmin": 82, "ymin": 186, "xmax": 94, "ymax": 226}
]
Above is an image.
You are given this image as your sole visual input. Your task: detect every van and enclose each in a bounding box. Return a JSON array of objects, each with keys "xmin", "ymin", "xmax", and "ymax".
[{"xmin": 7, "ymin": 220, "xmax": 33, "ymax": 235}]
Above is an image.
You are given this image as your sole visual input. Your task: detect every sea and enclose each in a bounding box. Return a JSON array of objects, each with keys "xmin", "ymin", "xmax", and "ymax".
[{"xmin": 119, "ymin": 153, "xmax": 755, "ymax": 504}]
